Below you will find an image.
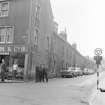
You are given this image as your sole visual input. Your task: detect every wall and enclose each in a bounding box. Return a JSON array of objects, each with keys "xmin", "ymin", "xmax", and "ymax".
[{"xmin": 28, "ymin": 0, "xmax": 54, "ymax": 78}]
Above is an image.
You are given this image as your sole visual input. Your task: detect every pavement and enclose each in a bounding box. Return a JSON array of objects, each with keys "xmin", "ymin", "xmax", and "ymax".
[
  {"xmin": 90, "ymin": 71, "xmax": 105, "ymax": 105},
  {"xmin": 0, "ymin": 73, "xmax": 104, "ymax": 105}
]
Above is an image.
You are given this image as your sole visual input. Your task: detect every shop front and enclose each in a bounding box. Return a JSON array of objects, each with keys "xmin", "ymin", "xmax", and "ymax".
[{"xmin": 0, "ymin": 44, "xmax": 26, "ymax": 80}]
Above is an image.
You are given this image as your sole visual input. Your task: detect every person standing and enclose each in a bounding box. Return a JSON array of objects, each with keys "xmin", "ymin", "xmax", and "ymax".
[
  {"xmin": 42, "ymin": 64, "xmax": 45, "ymax": 82},
  {"xmin": 13, "ymin": 62, "xmax": 18, "ymax": 79},
  {"xmin": 45, "ymin": 66, "xmax": 48, "ymax": 82},
  {"xmin": 39, "ymin": 64, "xmax": 43, "ymax": 82},
  {"xmin": 35, "ymin": 65, "xmax": 40, "ymax": 82},
  {"xmin": 1, "ymin": 59, "xmax": 7, "ymax": 82},
  {"xmin": 42, "ymin": 64, "xmax": 48, "ymax": 82}
]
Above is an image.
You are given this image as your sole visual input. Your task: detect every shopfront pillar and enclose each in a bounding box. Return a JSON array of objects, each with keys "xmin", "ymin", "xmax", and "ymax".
[{"xmin": 24, "ymin": 53, "xmax": 29, "ymax": 81}]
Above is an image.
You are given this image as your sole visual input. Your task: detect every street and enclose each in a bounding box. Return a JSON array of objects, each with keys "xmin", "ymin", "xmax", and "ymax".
[
  {"xmin": 0, "ymin": 0, "xmax": 104, "ymax": 105},
  {"xmin": 0, "ymin": 71, "xmax": 105, "ymax": 105}
]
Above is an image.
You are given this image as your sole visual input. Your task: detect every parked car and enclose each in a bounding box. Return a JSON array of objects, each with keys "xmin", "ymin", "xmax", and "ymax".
[
  {"xmin": 60, "ymin": 68, "xmax": 74, "ymax": 78},
  {"xmin": 72, "ymin": 67, "xmax": 83, "ymax": 77},
  {"xmin": 83, "ymin": 68, "xmax": 95, "ymax": 75},
  {"xmin": 87, "ymin": 69, "xmax": 95, "ymax": 75}
]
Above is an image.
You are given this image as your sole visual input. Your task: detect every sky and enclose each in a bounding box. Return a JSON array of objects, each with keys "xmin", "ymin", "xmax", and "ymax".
[{"xmin": 50, "ymin": 0, "xmax": 105, "ymax": 57}]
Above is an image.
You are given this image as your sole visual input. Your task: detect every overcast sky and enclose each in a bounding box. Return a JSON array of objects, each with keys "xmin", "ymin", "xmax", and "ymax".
[{"xmin": 50, "ymin": 0, "xmax": 105, "ymax": 57}]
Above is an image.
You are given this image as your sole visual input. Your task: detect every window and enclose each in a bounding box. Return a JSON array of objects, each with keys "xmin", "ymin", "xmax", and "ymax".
[
  {"xmin": 0, "ymin": 28, "xmax": 6, "ymax": 43},
  {"xmin": 0, "ymin": 1, "xmax": 9, "ymax": 17},
  {"xmin": 35, "ymin": 3, "xmax": 40, "ymax": 27},
  {"xmin": 6, "ymin": 27, "xmax": 14, "ymax": 43},
  {"xmin": 34, "ymin": 28, "xmax": 39, "ymax": 46},
  {"xmin": 0, "ymin": 26, "xmax": 14, "ymax": 43}
]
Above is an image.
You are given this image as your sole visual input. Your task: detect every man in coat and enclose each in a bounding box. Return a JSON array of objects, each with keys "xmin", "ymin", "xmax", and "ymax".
[
  {"xmin": 35, "ymin": 66, "xmax": 40, "ymax": 82},
  {"xmin": 42, "ymin": 64, "xmax": 48, "ymax": 82},
  {"xmin": 1, "ymin": 59, "xmax": 7, "ymax": 82}
]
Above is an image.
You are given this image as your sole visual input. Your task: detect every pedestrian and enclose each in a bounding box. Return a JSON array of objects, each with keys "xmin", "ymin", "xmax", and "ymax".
[
  {"xmin": 45, "ymin": 66, "xmax": 48, "ymax": 82},
  {"xmin": 42, "ymin": 64, "xmax": 45, "ymax": 82},
  {"xmin": 39, "ymin": 64, "xmax": 43, "ymax": 82},
  {"xmin": 1, "ymin": 59, "xmax": 7, "ymax": 82},
  {"xmin": 42, "ymin": 64, "xmax": 48, "ymax": 82},
  {"xmin": 12, "ymin": 61, "xmax": 18, "ymax": 79},
  {"xmin": 35, "ymin": 65, "xmax": 40, "ymax": 82}
]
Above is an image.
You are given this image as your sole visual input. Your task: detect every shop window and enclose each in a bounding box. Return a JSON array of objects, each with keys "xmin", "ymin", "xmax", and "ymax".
[
  {"xmin": 0, "ymin": 26, "xmax": 13, "ymax": 43},
  {"xmin": 0, "ymin": 1, "xmax": 9, "ymax": 17},
  {"xmin": 13, "ymin": 53, "xmax": 25, "ymax": 68}
]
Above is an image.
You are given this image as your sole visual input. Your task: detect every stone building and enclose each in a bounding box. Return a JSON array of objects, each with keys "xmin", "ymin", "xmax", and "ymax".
[
  {"xmin": 0, "ymin": 0, "xmax": 54, "ymax": 80},
  {"xmin": 51, "ymin": 27, "xmax": 96, "ymax": 76}
]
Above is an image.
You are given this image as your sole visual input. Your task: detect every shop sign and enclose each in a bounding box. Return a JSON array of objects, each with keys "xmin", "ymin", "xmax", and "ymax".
[
  {"xmin": 0, "ymin": 45, "xmax": 13, "ymax": 55},
  {"xmin": 6, "ymin": 46, "xmax": 13, "ymax": 52},
  {"xmin": 14, "ymin": 45, "xmax": 26, "ymax": 53},
  {"xmin": 0, "ymin": 45, "xmax": 26, "ymax": 54},
  {"xmin": 0, "ymin": 46, "xmax": 5, "ymax": 54}
]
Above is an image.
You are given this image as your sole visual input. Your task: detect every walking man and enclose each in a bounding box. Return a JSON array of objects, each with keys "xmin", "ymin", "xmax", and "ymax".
[{"xmin": 1, "ymin": 59, "xmax": 7, "ymax": 82}]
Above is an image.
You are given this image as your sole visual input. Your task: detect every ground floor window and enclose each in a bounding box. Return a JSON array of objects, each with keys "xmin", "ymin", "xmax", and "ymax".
[{"xmin": 0, "ymin": 53, "xmax": 25, "ymax": 81}]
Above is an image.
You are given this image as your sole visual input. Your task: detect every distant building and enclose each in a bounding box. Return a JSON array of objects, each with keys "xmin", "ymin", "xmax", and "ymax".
[
  {"xmin": 72, "ymin": 43, "xmax": 77, "ymax": 49},
  {"xmin": 59, "ymin": 29, "xmax": 67, "ymax": 41},
  {"xmin": 53, "ymin": 21, "xmax": 58, "ymax": 34}
]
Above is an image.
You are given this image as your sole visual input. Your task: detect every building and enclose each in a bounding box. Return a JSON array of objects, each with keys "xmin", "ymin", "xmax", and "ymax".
[
  {"xmin": 51, "ymin": 28, "xmax": 96, "ymax": 76},
  {"xmin": 59, "ymin": 30, "xmax": 67, "ymax": 41},
  {"xmin": 72, "ymin": 43, "xmax": 77, "ymax": 49},
  {"xmin": 0, "ymin": 0, "xmax": 54, "ymax": 80},
  {"xmin": 53, "ymin": 21, "xmax": 58, "ymax": 34}
]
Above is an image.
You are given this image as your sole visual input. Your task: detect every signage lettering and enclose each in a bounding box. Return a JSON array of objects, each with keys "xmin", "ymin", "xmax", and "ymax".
[
  {"xmin": 14, "ymin": 46, "xmax": 25, "ymax": 52},
  {"xmin": 7, "ymin": 46, "xmax": 12, "ymax": 52},
  {"xmin": 0, "ymin": 47, "xmax": 5, "ymax": 52}
]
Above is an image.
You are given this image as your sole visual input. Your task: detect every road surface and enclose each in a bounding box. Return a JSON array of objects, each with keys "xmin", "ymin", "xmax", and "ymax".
[{"xmin": 0, "ymin": 72, "xmax": 105, "ymax": 105}]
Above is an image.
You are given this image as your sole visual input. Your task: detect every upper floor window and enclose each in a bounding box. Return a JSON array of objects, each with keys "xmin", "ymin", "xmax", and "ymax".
[
  {"xmin": 0, "ymin": 1, "xmax": 9, "ymax": 17},
  {"xmin": 34, "ymin": 27, "xmax": 39, "ymax": 46},
  {"xmin": 0, "ymin": 26, "xmax": 14, "ymax": 43},
  {"xmin": 35, "ymin": 2, "xmax": 40, "ymax": 27}
]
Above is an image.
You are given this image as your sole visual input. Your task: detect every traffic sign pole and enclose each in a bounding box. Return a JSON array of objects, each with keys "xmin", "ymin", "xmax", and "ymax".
[
  {"xmin": 97, "ymin": 64, "xmax": 99, "ymax": 90},
  {"xmin": 94, "ymin": 48, "xmax": 102, "ymax": 90}
]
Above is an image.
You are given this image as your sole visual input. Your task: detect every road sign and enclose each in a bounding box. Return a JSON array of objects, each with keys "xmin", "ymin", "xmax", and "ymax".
[
  {"xmin": 94, "ymin": 48, "xmax": 102, "ymax": 56},
  {"xmin": 94, "ymin": 56, "xmax": 102, "ymax": 65}
]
